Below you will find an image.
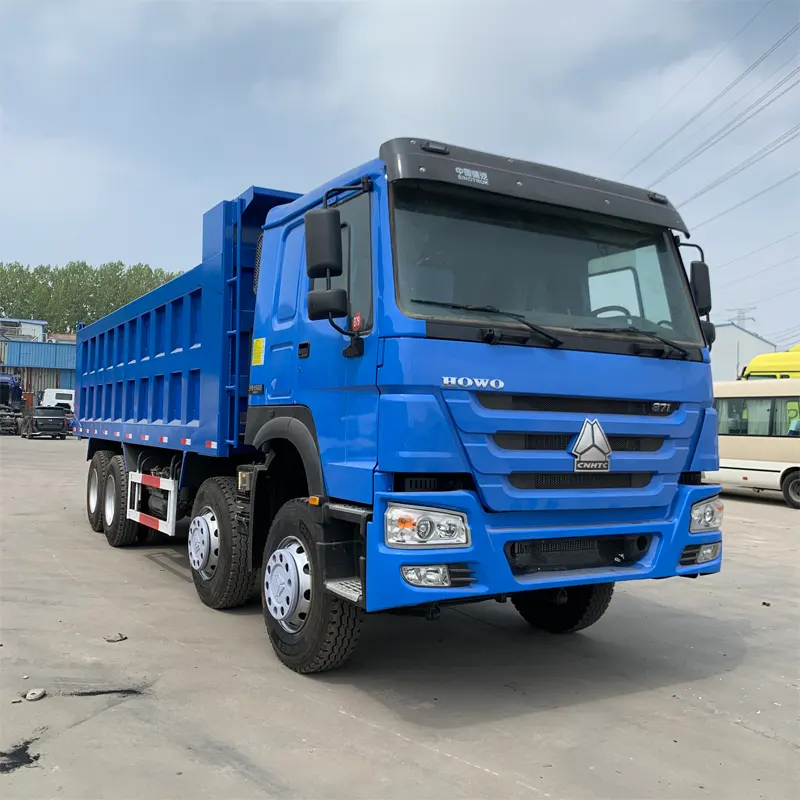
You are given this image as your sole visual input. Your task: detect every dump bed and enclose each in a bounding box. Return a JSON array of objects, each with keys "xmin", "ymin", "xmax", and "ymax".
[{"xmin": 76, "ymin": 186, "xmax": 299, "ymax": 457}]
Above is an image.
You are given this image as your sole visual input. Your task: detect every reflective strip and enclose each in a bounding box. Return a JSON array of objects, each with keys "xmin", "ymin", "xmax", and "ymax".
[
  {"xmin": 205, "ymin": 441, "xmax": 217, "ymax": 449},
  {"xmin": 141, "ymin": 434, "xmax": 150, "ymax": 441},
  {"xmin": 159, "ymin": 436, "xmax": 169, "ymax": 443},
  {"xmin": 140, "ymin": 473, "xmax": 163, "ymax": 489},
  {"xmin": 114, "ymin": 431, "xmax": 121, "ymax": 437},
  {"xmin": 103, "ymin": 430, "xmax": 108, "ymax": 435},
  {"xmin": 181, "ymin": 437, "xmax": 191, "ymax": 445},
  {"xmin": 128, "ymin": 509, "xmax": 170, "ymax": 534},
  {"xmin": 125, "ymin": 433, "xmax": 133, "ymax": 439},
  {"xmin": 93, "ymin": 429, "xmax": 98, "ymax": 434}
]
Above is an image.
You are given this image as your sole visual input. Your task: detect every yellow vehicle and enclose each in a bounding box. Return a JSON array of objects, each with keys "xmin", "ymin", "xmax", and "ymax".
[
  {"xmin": 742, "ymin": 344, "xmax": 800, "ymax": 380},
  {"xmin": 707, "ymin": 378, "xmax": 800, "ymax": 508}
]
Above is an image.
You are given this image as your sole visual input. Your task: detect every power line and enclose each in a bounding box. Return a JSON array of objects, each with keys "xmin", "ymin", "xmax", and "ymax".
[
  {"xmin": 610, "ymin": 1, "xmax": 774, "ymax": 157},
  {"xmin": 716, "ymin": 254, "xmax": 800, "ymax": 290},
  {"xmin": 648, "ymin": 69, "xmax": 800, "ymax": 187},
  {"xmin": 669, "ymin": 48, "xmax": 800, "ymax": 162},
  {"xmin": 677, "ymin": 122, "xmax": 800, "ymax": 207},
  {"xmin": 714, "ymin": 230, "xmax": 800, "ymax": 269},
  {"xmin": 765, "ymin": 320, "xmax": 800, "ymax": 338},
  {"xmin": 750, "ymin": 283, "xmax": 800, "ymax": 307},
  {"xmin": 692, "ymin": 169, "xmax": 800, "ymax": 230},
  {"xmin": 620, "ymin": 21, "xmax": 800, "ymax": 180}
]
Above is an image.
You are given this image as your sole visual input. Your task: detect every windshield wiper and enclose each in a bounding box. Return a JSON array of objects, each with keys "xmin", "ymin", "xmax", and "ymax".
[
  {"xmin": 574, "ymin": 325, "xmax": 691, "ymax": 359},
  {"xmin": 410, "ymin": 300, "xmax": 563, "ymax": 347}
]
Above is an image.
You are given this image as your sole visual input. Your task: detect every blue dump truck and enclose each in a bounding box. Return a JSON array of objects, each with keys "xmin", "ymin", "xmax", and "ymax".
[
  {"xmin": 0, "ymin": 374, "xmax": 24, "ymax": 434},
  {"xmin": 77, "ymin": 138, "xmax": 723, "ymax": 673}
]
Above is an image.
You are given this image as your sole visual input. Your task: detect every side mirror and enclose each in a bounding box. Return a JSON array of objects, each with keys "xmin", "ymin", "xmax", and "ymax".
[
  {"xmin": 308, "ymin": 288, "xmax": 348, "ymax": 321},
  {"xmin": 690, "ymin": 260, "xmax": 712, "ymax": 317},
  {"xmin": 305, "ymin": 208, "xmax": 343, "ymax": 280},
  {"xmin": 700, "ymin": 319, "xmax": 716, "ymax": 350}
]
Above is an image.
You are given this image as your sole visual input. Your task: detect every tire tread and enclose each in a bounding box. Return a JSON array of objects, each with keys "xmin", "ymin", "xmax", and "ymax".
[{"xmin": 192, "ymin": 477, "xmax": 257, "ymax": 609}]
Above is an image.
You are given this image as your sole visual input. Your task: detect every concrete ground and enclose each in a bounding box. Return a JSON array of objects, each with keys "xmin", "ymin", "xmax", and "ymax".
[{"xmin": 0, "ymin": 436, "xmax": 798, "ymax": 799}]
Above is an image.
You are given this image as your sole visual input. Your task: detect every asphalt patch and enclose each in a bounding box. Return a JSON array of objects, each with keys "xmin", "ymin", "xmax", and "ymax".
[{"xmin": 0, "ymin": 735, "xmax": 42, "ymax": 775}]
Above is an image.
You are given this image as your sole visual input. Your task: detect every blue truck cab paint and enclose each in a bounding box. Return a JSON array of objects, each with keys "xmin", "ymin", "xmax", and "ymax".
[{"xmin": 77, "ymin": 137, "xmax": 722, "ymax": 673}]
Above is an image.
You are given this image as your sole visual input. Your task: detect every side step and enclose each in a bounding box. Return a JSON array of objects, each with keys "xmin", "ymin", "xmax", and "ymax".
[{"xmin": 325, "ymin": 578, "xmax": 363, "ymax": 604}]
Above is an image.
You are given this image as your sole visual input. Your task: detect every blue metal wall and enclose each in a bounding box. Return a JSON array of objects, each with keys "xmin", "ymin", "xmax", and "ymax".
[{"xmin": 2, "ymin": 341, "xmax": 76, "ymax": 370}]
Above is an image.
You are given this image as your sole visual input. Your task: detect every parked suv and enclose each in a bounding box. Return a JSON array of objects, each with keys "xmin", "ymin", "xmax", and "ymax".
[{"xmin": 20, "ymin": 406, "xmax": 68, "ymax": 439}]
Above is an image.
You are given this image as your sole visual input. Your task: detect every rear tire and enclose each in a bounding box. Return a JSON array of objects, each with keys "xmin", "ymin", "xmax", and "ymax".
[
  {"xmin": 87, "ymin": 450, "xmax": 113, "ymax": 532},
  {"xmin": 782, "ymin": 470, "xmax": 800, "ymax": 509},
  {"xmin": 102, "ymin": 455, "xmax": 140, "ymax": 547},
  {"xmin": 512, "ymin": 583, "xmax": 615, "ymax": 633},
  {"xmin": 261, "ymin": 499, "xmax": 362, "ymax": 673},
  {"xmin": 189, "ymin": 477, "xmax": 256, "ymax": 609}
]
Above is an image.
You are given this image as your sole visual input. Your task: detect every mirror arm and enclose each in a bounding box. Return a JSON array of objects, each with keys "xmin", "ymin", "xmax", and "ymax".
[
  {"xmin": 327, "ymin": 314, "xmax": 364, "ymax": 359},
  {"xmin": 323, "ymin": 177, "xmax": 373, "ymax": 208},
  {"xmin": 677, "ymin": 240, "xmax": 705, "ymax": 263}
]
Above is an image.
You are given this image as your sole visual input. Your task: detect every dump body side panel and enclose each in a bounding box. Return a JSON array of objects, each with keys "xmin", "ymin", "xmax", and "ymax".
[{"xmin": 76, "ymin": 186, "xmax": 299, "ymax": 457}]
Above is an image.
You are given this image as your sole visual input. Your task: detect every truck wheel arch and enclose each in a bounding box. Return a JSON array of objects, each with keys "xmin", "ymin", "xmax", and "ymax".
[{"xmin": 251, "ymin": 414, "xmax": 325, "ymax": 497}]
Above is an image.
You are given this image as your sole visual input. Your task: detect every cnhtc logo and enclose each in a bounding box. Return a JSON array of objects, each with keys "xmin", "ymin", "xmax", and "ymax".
[
  {"xmin": 571, "ymin": 418, "xmax": 613, "ymax": 472},
  {"xmin": 442, "ymin": 377, "xmax": 505, "ymax": 390}
]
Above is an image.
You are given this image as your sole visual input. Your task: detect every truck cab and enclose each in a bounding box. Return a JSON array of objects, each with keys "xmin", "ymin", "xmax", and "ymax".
[{"xmin": 78, "ymin": 138, "xmax": 723, "ymax": 673}]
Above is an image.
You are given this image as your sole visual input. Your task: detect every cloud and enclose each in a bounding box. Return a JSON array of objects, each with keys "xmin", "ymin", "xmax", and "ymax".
[{"xmin": 0, "ymin": 0, "xmax": 797, "ymax": 335}]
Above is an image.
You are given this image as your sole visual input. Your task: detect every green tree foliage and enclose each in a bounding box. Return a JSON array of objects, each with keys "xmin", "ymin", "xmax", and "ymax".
[{"xmin": 0, "ymin": 261, "xmax": 180, "ymax": 333}]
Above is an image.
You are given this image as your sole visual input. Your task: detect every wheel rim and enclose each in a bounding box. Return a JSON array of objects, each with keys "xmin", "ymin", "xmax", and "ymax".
[
  {"xmin": 264, "ymin": 536, "xmax": 311, "ymax": 633},
  {"xmin": 104, "ymin": 474, "xmax": 116, "ymax": 528},
  {"xmin": 188, "ymin": 507, "xmax": 220, "ymax": 581},
  {"xmin": 89, "ymin": 467, "xmax": 99, "ymax": 513},
  {"xmin": 789, "ymin": 478, "xmax": 800, "ymax": 504}
]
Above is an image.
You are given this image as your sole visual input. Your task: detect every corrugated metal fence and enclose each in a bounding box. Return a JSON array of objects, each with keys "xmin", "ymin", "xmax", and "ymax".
[
  {"xmin": 1, "ymin": 340, "xmax": 76, "ymax": 369},
  {"xmin": 0, "ymin": 341, "xmax": 76, "ymax": 394}
]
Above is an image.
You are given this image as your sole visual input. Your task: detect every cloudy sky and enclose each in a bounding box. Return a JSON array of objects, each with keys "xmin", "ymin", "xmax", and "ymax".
[{"xmin": 1, "ymin": 0, "xmax": 798, "ymax": 343}]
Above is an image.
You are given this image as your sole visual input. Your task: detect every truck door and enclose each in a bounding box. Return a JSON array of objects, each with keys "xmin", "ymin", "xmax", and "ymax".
[{"xmin": 294, "ymin": 187, "xmax": 379, "ymax": 505}]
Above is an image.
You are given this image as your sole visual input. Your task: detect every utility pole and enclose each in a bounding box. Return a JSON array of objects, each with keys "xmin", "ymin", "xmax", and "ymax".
[{"xmin": 727, "ymin": 307, "xmax": 756, "ymax": 329}]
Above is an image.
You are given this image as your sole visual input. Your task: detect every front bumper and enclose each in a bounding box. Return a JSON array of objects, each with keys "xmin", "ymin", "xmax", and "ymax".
[{"xmin": 364, "ymin": 484, "xmax": 722, "ymax": 612}]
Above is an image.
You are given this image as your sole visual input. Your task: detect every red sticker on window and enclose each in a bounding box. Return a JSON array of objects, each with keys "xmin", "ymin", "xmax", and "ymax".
[{"xmin": 352, "ymin": 313, "xmax": 362, "ymax": 332}]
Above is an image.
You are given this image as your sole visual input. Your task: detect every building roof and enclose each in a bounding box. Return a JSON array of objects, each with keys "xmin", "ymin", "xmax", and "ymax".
[
  {"xmin": 0, "ymin": 317, "xmax": 48, "ymax": 325},
  {"xmin": 714, "ymin": 321, "xmax": 776, "ymax": 348}
]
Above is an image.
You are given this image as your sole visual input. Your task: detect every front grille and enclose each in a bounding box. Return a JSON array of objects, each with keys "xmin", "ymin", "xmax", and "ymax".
[
  {"xmin": 494, "ymin": 433, "xmax": 663, "ymax": 452},
  {"xmin": 509, "ymin": 472, "xmax": 652, "ymax": 490},
  {"xmin": 478, "ymin": 393, "xmax": 677, "ymax": 416},
  {"xmin": 506, "ymin": 534, "xmax": 652, "ymax": 574}
]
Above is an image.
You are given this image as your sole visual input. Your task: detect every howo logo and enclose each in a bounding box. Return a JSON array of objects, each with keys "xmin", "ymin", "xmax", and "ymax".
[{"xmin": 442, "ymin": 377, "xmax": 505, "ymax": 390}]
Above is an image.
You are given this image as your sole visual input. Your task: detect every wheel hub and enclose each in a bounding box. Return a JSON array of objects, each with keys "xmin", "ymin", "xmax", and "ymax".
[
  {"xmin": 89, "ymin": 468, "xmax": 99, "ymax": 513},
  {"xmin": 789, "ymin": 477, "xmax": 800, "ymax": 504},
  {"xmin": 104, "ymin": 474, "xmax": 116, "ymax": 528},
  {"xmin": 188, "ymin": 508, "xmax": 220, "ymax": 580},
  {"xmin": 264, "ymin": 536, "xmax": 311, "ymax": 633}
]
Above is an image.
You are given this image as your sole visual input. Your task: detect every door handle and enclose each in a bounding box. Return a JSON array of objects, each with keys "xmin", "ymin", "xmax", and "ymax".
[{"xmin": 298, "ymin": 342, "xmax": 310, "ymax": 359}]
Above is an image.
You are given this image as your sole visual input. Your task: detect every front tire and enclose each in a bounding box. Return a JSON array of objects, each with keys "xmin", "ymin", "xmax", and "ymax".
[
  {"xmin": 188, "ymin": 477, "xmax": 256, "ymax": 609},
  {"xmin": 512, "ymin": 583, "xmax": 615, "ymax": 633},
  {"xmin": 782, "ymin": 470, "xmax": 800, "ymax": 509},
  {"xmin": 102, "ymin": 455, "xmax": 140, "ymax": 547},
  {"xmin": 87, "ymin": 450, "xmax": 113, "ymax": 532},
  {"xmin": 262, "ymin": 499, "xmax": 362, "ymax": 673}
]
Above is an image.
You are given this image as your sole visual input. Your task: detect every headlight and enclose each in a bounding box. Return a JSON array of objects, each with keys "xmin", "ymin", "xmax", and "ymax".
[
  {"xmin": 690, "ymin": 496, "xmax": 724, "ymax": 533},
  {"xmin": 385, "ymin": 504, "xmax": 470, "ymax": 548}
]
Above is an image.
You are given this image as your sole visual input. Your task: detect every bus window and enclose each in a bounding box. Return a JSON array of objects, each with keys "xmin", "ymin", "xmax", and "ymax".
[
  {"xmin": 716, "ymin": 397, "xmax": 771, "ymax": 436},
  {"xmin": 772, "ymin": 395, "xmax": 800, "ymax": 436}
]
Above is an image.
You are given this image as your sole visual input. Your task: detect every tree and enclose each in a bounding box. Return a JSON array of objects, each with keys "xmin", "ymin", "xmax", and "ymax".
[{"xmin": 0, "ymin": 261, "xmax": 181, "ymax": 333}]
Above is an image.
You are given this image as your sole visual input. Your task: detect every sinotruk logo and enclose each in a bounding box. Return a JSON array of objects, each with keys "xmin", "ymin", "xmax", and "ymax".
[{"xmin": 571, "ymin": 419, "xmax": 613, "ymax": 472}]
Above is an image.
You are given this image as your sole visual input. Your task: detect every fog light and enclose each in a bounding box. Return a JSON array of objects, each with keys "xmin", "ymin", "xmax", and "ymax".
[
  {"xmin": 401, "ymin": 565, "xmax": 451, "ymax": 587},
  {"xmin": 696, "ymin": 542, "xmax": 721, "ymax": 564}
]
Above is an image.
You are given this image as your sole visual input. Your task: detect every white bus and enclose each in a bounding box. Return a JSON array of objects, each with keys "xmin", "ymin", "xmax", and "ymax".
[{"xmin": 706, "ymin": 378, "xmax": 800, "ymax": 508}]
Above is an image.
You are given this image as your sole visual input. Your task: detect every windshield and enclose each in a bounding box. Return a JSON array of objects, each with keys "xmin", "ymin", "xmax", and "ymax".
[{"xmin": 391, "ymin": 182, "xmax": 704, "ymax": 347}]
